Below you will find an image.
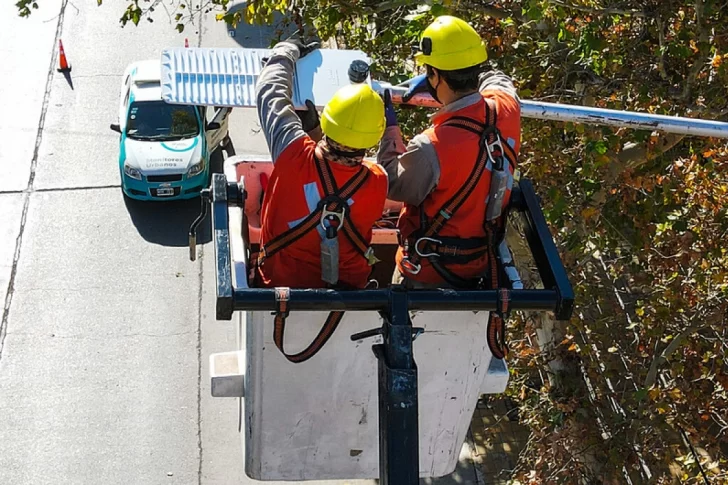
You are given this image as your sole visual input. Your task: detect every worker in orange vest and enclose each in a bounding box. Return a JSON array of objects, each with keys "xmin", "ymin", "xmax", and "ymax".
[
  {"xmin": 378, "ymin": 15, "xmax": 521, "ymax": 290},
  {"xmin": 255, "ymin": 39, "xmax": 388, "ymax": 290}
]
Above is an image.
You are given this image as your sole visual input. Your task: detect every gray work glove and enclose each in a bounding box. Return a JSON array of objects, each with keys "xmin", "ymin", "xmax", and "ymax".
[
  {"xmin": 261, "ymin": 37, "xmax": 321, "ymax": 67},
  {"xmin": 296, "ymin": 99, "xmax": 320, "ymax": 133},
  {"xmin": 284, "ymin": 35, "xmax": 321, "ymax": 59}
]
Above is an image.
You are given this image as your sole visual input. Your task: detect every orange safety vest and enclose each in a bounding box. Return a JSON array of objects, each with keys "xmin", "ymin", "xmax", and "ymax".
[
  {"xmin": 257, "ymin": 135, "xmax": 388, "ymax": 290},
  {"xmin": 396, "ymin": 92, "xmax": 520, "ymax": 286},
  {"xmin": 258, "ymin": 135, "xmax": 388, "ymax": 364}
]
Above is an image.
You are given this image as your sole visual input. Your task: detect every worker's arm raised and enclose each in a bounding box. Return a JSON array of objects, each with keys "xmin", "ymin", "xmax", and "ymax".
[
  {"xmin": 377, "ymin": 126, "xmax": 441, "ymax": 206},
  {"xmin": 255, "ymin": 42, "xmax": 307, "ymax": 162}
]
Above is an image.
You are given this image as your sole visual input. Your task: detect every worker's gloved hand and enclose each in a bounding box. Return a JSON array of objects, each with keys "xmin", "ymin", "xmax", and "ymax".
[
  {"xmin": 383, "ymin": 90, "xmax": 398, "ymax": 127},
  {"xmin": 296, "ymin": 99, "xmax": 320, "ymax": 133},
  {"xmin": 400, "ymin": 74, "xmax": 429, "ymax": 103},
  {"xmin": 285, "ymin": 36, "xmax": 321, "ymax": 59}
]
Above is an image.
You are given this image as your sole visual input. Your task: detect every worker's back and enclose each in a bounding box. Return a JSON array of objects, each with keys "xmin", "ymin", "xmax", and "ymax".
[
  {"xmin": 254, "ymin": 41, "xmax": 388, "ymax": 289},
  {"xmin": 396, "ymin": 88, "xmax": 520, "ymax": 284},
  {"xmin": 257, "ymin": 135, "xmax": 387, "ymax": 289}
]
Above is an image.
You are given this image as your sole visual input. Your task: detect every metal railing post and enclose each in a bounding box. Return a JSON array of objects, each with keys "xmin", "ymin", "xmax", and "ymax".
[{"xmin": 374, "ymin": 286, "xmax": 419, "ymax": 485}]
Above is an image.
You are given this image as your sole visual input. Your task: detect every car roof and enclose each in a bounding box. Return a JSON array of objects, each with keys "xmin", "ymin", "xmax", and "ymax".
[{"xmin": 129, "ymin": 60, "xmax": 162, "ymax": 102}]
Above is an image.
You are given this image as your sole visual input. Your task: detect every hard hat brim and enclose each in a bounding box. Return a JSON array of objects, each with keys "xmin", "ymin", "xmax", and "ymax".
[{"xmin": 320, "ymin": 115, "xmax": 384, "ymax": 150}]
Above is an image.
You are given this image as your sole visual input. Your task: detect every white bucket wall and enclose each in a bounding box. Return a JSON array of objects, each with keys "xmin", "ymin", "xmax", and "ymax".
[{"xmin": 241, "ymin": 308, "xmax": 499, "ymax": 480}]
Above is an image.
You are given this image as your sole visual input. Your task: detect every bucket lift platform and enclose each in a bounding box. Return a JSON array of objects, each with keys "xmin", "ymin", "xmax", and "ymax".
[
  {"xmin": 165, "ymin": 46, "xmax": 574, "ymax": 483},
  {"xmin": 188, "ymin": 156, "xmax": 573, "ymax": 483}
]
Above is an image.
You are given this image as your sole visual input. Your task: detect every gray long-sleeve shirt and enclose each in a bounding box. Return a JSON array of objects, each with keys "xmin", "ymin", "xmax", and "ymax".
[
  {"xmin": 376, "ymin": 70, "xmax": 520, "ymax": 206},
  {"xmin": 255, "ymin": 42, "xmax": 308, "ymax": 162}
]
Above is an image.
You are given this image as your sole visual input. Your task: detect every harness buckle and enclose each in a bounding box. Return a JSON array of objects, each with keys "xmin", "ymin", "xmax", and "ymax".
[
  {"xmin": 497, "ymin": 287, "xmax": 511, "ymax": 319},
  {"xmin": 485, "ymin": 134, "xmax": 506, "ymax": 171},
  {"xmin": 414, "ymin": 237, "xmax": 442, "ymax": 258},
  {"xmin": 400, "ymin": 257, "xmax": 422, "ymax": 275},
  {"xmin": 274, "ymin": 287, "xmax": 291, "ymax": 319},
  {"xmin": 321, "ymin": 206, "xmax": 345, "ymax": 236}
]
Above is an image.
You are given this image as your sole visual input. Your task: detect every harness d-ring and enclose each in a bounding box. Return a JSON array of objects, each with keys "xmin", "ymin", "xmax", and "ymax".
[
  {"xmin": 485, "ymin": 135, "xmax": 506, "ymax": 171},
  {"xmin": 321, "ymin": 206, "xmax": 345, "ymax": 232},
  {"xmin": 414, "ymin": 237, "xmax": 442, "ymax": 258}
]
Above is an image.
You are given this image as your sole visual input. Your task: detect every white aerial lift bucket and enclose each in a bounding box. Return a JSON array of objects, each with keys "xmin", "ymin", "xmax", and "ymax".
[
  {"xmin": 208, "ymin": 156, "xmax": 510, "ymax": 481},
  {"xmin": 169, "ymin": 46, "xmax": 575, "ymax": 483}
]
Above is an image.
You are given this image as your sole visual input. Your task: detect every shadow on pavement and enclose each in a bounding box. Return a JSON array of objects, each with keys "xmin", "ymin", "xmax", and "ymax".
[
  {"xmin": 124, "ymin": 195, "xmax": 211, "ymax": 248},
  {"xmin": 124, "ymin": 148, "xmax": 234, "ymax": 247},
  {"xmin": 222, "ymin": 5, "xmax": 298, "ymax": 48},
  {"xmin": 61, "ymin": 70, "xmax": 74, "ymax": 90}
]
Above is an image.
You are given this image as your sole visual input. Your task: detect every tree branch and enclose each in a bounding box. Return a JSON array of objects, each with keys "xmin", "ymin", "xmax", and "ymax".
[
  {"xmin": 374, "ymin": 0, "xmax": 511, "ymax": 19},
  {"xmin": 616, "ymin": 133, "xmax": 685, "ymax": 168},
  {"xmin": 460, "ymin": 2, "xmax": 511, "ymax": 19},
  {"xmin": 545, "ymin": 0, "xmax": 646, "ymax": 17},
  {"xmin": 656, "ymin": 16, "xmax": 668, "ymax": 81},
  {"xmin": 644, "ymin": 310, "xmax": 726, "ymax": 389},
  {"xmin": 588, "ymin": 130, "xmax": 684, "ymax": 207},
  {"xmin": 644, "ymin": 325, "xmax": 700, "ymax": 389},
  {"xmin": 682, "ymin": 0, "xmax": 710, "ymax": 101}
]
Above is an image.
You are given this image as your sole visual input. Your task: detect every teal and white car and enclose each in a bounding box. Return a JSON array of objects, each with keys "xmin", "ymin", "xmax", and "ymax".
[{"xmin": 110, "ymin": 59, "xmax": 231, "ymax": 200}]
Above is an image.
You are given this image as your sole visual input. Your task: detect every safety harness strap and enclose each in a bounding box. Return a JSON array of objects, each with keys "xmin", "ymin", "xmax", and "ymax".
[
  {"xmin": 404, "ymin": 99, "xmax": 498, "ymax": 270},
  {"xmin": 272, "ymin": 287, "xmax": 345, "ymax": 363},
  {"xmin": 313, "ymin": 155, "xmax": 373, "ymax": 260},
  {"xmin": 412, "ymin": 236, "xmax": 490, "ymax": 265},
  {"xmin": 262, "ymin": 157, "xmax": 376, "ymax": 364},
  {"xmin": 485, "ymin": 230, "xmax": 509, "ymax": 359},
  {"xmin": 403, "ymin": 98, "xmax": 513, "ymax": 359},
  {"xmin": 258, "ymin": 155, "xmax": 370, "ymax": 265}
]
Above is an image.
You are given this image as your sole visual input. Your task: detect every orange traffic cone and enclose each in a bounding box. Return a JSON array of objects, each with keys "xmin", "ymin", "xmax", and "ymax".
[{"xmin": 57, "ymin": 39, "xmax": 71, "ymax": 73}]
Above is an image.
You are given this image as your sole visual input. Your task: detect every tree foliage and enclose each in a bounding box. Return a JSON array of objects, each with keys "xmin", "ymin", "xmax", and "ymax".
[{"xmin": 18, "ymin": 0, "xmax": 728, "ymax": 482}]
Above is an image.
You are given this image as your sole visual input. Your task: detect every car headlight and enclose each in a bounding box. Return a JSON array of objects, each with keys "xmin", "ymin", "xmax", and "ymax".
[
  {"xmin": 124, "ymin": 164, "xmax": 142, "ymax": 180},
  {"xmin": 187, "ymin": 158, "xmax": 206, "ymax": 177}
]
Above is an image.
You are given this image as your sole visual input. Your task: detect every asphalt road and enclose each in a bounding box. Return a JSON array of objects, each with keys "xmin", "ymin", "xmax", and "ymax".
[{"xmin": 0, "ymin": 1, "xmax": 480, "ymax": 484}]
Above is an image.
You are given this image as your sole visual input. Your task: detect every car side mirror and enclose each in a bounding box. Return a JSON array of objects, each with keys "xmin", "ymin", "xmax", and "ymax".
[
  {"xmin": 207, "ymin": 122, "xmax": 221, "ymax": 131},
  {"xmin": 109, "ymin": 123, "xmax": 122, "ymax": 133}
]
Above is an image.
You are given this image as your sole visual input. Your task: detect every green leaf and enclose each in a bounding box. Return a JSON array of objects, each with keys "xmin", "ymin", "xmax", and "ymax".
[
  {"xmin": 176, "ymin": 23, "xmax": 185, "ymax": 32},
  {"xmin": 526, "ymin": 5, "xmax": 542, "ymax": 20},
  {"xmin": 430, "ymin": 4, "xmax": 448, "ymax": 16}
]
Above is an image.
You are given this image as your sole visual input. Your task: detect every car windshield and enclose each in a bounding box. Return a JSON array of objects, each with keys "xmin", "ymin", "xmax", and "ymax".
[{"xmin": 126, "ymin": 101, "xmax": 199, "ymax": 141}]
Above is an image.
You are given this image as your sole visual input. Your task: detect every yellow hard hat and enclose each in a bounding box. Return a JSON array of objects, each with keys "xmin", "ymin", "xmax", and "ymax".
[
  {"xmin": 320, "ymin": 83, "xmax": 385, "ymax": 150},
  {"xmin": 415, "ymin": 15, "xmax": 488, "ymax": 71}
]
